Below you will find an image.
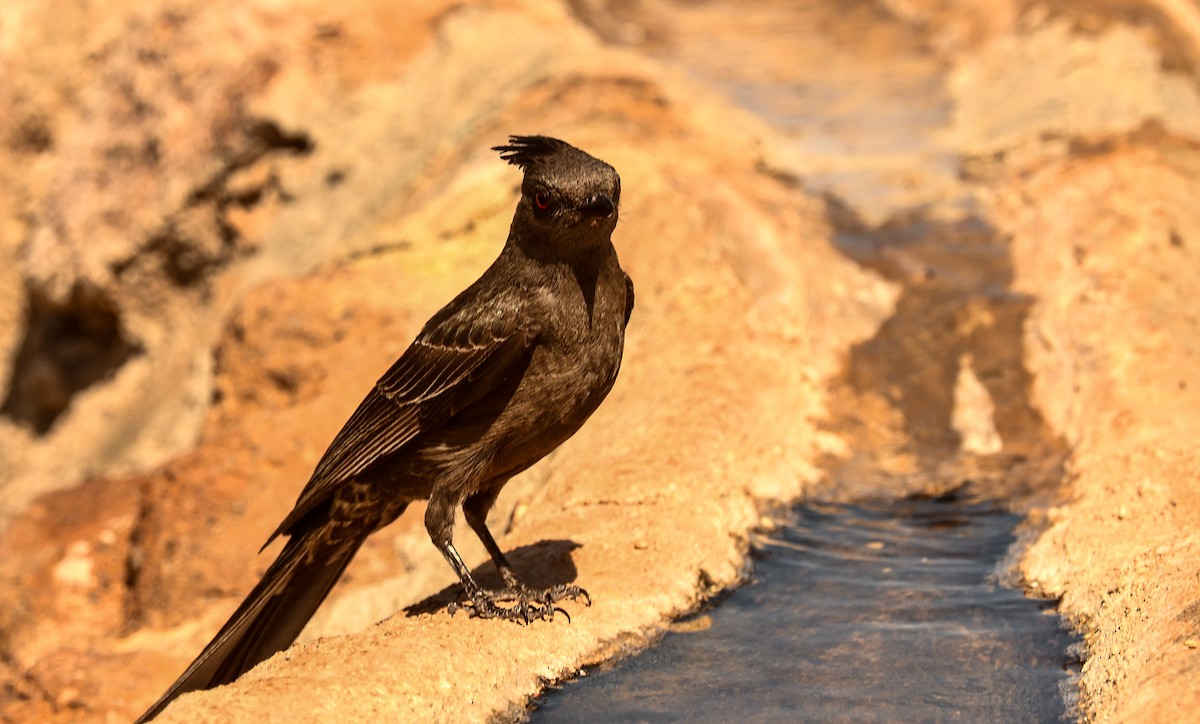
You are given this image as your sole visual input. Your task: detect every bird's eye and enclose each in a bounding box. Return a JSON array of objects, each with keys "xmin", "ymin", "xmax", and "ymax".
[{"xmin": 534, "ymin": 191, "xmax": 550, "ymax": 211}]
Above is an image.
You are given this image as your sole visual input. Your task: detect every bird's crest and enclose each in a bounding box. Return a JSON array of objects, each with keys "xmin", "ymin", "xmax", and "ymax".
[{"xmin": 493, "ymin": 135, "xmax": 571, "ymax": 171}]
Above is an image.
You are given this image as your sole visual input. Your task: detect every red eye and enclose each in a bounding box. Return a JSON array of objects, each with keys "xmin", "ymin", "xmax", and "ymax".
[{"xmin": 534, "ymin": 191, "xmax": 550, "ymax": 210}]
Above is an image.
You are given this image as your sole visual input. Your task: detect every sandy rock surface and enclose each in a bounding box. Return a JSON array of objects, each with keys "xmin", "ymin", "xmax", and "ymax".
[
  {"xmin": 1, "ymin": 0, "xmax": 1198, "ymax": 721},
  {"xmin": 1000, "ymin": 134, "xmax": 1200, "ymax": 721}
]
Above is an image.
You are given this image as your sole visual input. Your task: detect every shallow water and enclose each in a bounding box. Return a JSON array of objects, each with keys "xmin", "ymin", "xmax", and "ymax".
[{"xmin": 533, "ymin": 495, "xmax": 1079, "ymax": 722}]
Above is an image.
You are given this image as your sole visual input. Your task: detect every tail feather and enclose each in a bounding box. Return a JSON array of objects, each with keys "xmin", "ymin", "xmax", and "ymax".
[{"xmin": 135, "ymin": 533, "xmax": 364, "ymax": 723}]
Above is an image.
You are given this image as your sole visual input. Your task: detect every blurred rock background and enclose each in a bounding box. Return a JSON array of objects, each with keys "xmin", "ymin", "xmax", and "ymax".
[{"xmin": 0, "ymin": 0, "xmax": 1197, "ymax": 720}]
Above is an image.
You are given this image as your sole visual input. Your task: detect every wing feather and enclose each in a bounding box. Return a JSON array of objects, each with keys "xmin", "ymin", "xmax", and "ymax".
[{"xmin": 264, "ymin": 304, "xmax": 535, "ymax": 546}]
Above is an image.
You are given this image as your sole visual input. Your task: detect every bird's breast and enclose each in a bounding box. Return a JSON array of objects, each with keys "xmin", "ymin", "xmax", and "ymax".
[{"xmin": 484, "ymin": 264, "xmax": 627, "ymax": 471}]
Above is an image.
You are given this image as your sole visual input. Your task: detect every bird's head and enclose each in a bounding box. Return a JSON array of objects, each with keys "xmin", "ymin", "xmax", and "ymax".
[{"xmin": 494, "ymin": 135, "xmax": 621, "ymax": 256}]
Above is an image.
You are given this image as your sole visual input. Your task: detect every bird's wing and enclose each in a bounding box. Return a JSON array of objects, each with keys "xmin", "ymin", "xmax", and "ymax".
[
  {"xmin": 623, "ymin": 272, "xmax": 634, "ymax": 327},
  {"xmin": 264, "ymin": 302, "xmax": 536, "ymax": 545}
]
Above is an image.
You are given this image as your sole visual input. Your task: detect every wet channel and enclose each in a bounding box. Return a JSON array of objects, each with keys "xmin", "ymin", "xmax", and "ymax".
[
  {"xmin": 548, "ymin": 1, "xmax": 1084, "ymax": 720},
  {"xmin": 533, "ymin": 492, "xmax": 1079, "ymax": 722}
]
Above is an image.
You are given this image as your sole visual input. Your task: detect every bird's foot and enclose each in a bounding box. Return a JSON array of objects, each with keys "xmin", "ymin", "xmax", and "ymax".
[
  {"xmin": 447, "ymin": 584, "xmax": 590, "ymax": 624},
  {"xmin": 497, "ymin": 581, "xmax": 591, "ymax": 607}
]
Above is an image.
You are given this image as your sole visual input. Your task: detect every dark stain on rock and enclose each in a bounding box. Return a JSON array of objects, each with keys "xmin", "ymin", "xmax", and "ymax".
[
  {"xmin": 819, "ymin": 194, "xmax": 1068, "ymax": 501},
  {"xmin": 1, "ymin": 283, "xmax": 143, "ymax": 435}
]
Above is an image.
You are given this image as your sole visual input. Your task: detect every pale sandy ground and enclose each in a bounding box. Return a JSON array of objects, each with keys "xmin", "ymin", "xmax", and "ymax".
[{"xmin": 0, "ymin": 0, "xmax": 1197, "ymax": 721}]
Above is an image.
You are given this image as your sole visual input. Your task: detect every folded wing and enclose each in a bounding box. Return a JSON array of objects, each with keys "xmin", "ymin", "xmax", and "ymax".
[{"xmin": 265, "ymin": 302, "xmax": 537, "ymax": 546}]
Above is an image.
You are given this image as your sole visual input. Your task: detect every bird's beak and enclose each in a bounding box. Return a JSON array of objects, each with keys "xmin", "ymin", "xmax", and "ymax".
[{"xmin": 579, "ymin": 193, "xmax": 615, "ymax": 219}]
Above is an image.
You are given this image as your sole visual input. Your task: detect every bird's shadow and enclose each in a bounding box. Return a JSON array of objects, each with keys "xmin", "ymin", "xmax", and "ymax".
[{"xmin": 403, "ymin": 539, "xmax": 583, "ymax": 616}]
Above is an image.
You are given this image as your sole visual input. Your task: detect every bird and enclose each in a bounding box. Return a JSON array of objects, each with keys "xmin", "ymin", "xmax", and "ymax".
[{"xmin": 135, "ymin": 135, "xmax": 633, "ymax": 722}]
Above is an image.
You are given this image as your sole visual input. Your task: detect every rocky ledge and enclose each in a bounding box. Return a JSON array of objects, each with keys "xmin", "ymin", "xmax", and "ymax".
[{"xmin": 0, "ymin": 0, "xmax": 1197, "ymax": 721}]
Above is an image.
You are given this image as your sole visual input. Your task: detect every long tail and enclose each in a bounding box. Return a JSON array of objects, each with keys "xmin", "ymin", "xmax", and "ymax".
[{"xmin": 135, "ymin": 531, "xmax": 366, "ymax": 722}]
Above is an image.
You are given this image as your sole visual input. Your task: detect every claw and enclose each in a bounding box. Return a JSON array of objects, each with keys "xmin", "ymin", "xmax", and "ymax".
[
  {"xmin": 551, "ymin": 584, "xmax": 590, "ymax": 606},
  {"xmin": 446, "ymin": 583, "xmax": 587, "ymax": 623}
]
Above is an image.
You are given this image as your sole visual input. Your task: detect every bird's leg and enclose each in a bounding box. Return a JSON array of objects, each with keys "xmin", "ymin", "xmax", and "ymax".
[
  {"xmin": 462, "ymin": 490, "xmax": 590, "ymax": 610},
  {"xmin": 425, "ymin": 494, "xmax": 486, "ymax": 595},
  {"xmin": 424, "ymin": 492, "xmax": 574, "ymax": 623},
  {"xmin": 462, "ymin": 487, "xmax": 520, "ymax": 588}
]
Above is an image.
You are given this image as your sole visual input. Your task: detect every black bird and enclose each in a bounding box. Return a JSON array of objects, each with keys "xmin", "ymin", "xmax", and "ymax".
[{"xmin": 136, "ymin": 135, "xmax": 633, "ymax": 721}]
